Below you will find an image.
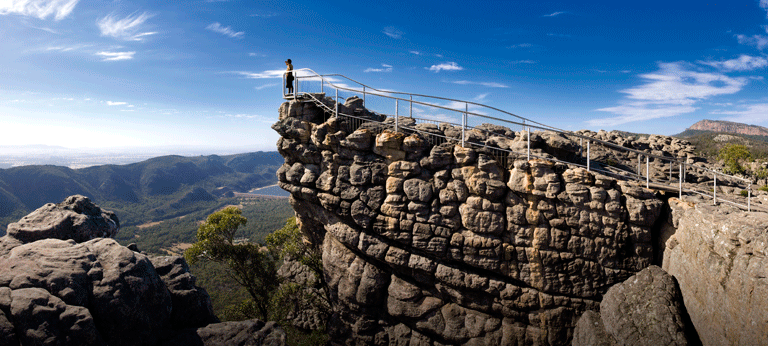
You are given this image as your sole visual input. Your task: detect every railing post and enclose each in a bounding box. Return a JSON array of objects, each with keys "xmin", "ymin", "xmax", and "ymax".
[
  {"xmin": 587, "ymin": 140, "xmax": 590, "ymax": 171},
  {"xmin": 527, "ymin": 127, "xmax": 531, "ymax": 161},
  {"xmin": 646, "ymin": 155, "xmax": 649, "ymax": 189},
  {"xmin": 395, "ymin": 99, "xmax": 399, "ymax": 132},
  {"xmin": 363, "ymin": 86, "xmax": 366, "ymax": 107},
  {"xmin": 461, "ymin": 106, "xmax": 466, "ymax": 148},
  {"xmin": 334, "ymin": 88, "xmax": 338, "ymax": 118},
  {"xmin": 679, "ymin": 163, "xmax": 683, "ymax": 199},
  {"xmin": 714, "ymin": 173, "xmax": 717, "ymax": 205},
  {"xmin": 410, "ymin": 95, "xmax": 413, "ymax": 118},
  {"xmin": 321, "ymin": 79, "xmax": 324, "ymax": 94}
]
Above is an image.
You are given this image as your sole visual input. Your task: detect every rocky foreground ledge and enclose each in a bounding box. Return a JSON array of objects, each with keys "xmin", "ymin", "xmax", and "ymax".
[{"xmin": 0, "ymin": 195, "xmax": 286, "ymax": 346}]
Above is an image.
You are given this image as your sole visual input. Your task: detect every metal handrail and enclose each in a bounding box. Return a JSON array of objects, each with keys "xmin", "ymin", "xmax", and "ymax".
[{"xmin": 281, "ymin": 69, "xmax": 755, "ymax": 211}]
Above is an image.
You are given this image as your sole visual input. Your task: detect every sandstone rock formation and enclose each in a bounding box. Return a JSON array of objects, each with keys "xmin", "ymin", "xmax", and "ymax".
[
  {"xmin": 572, "ymin": 265, "xmax": 695, "ymax": 346},
  {"xmin": 273, "ymin": 97, "xmax": 669, "ymax": 345},
  {"xmin": 662, "ymin": 199, "xmax": 768, "ymax": 345},
  {"xmin": 688, "ymin": 119, "xmax": 768, "ymax": 137},
  {"xmin": 0, "ymin": 195, "xmax": 286, "ymax": 346}
]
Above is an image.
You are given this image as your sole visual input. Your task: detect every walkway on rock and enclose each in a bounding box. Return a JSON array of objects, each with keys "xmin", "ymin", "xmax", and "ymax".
[{"xmin": 281, "ymin": 68, "xmax": 756, "ymax": 211}]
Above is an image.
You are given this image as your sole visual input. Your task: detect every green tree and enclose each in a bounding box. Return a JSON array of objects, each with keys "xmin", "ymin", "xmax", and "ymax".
[
  {"xmin": 185, "ymin": 206, "xmax": 280, "ymax": 320},
  {"xmin": 719, "ymin": 144, "xmax": 752, "ymax": 174}
]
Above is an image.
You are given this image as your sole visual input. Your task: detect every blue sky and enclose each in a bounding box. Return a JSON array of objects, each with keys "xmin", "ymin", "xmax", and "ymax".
[{"xmin": 1, "ymin": 0, "xmax": 768, "ymax": 152}]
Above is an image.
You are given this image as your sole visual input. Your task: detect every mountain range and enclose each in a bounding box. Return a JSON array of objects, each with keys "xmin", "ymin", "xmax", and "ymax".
[{"xmin": 0, "ymin": 151, "xmax": 284, "ymax": 233}]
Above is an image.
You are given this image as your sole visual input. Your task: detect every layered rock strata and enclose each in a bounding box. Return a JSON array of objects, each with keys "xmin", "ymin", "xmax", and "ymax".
[
  {"xmin": 0, "ymin": 195, "xmax": 286, "ymax": 346},
  {"xmin": 662, "ymin": 199, "xmax": 768, "ymax": 345},
  {"xmin": 273, "ymin": 98, "xmax": 666, "ymax": 345}
]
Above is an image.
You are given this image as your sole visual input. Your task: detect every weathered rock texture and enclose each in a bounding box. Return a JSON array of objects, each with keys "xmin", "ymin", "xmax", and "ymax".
[
  {"xmin": 572, "ymin": 265, "xmax": 694, "ymax": 346},
  {"xmin": 273, "ymin": 98, "xmax": 668, "ymax": 345},
  {"xmin": 0, "ymin": 195, "xmax": 285, "ymax": 346},
  {"xmin": 662, "ymin": 199, "xmax": 768, "ymax": 345}
]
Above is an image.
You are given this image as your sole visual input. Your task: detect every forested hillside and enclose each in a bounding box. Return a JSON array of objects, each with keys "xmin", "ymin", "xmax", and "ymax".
[{"xmin": 0, "ymin": 151, "xmax": 284, "ymax": 234}]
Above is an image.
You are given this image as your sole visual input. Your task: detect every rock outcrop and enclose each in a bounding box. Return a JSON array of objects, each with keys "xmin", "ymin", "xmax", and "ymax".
[
  {"xmin": 662, "ymin": 199, "xmax": 768, "ymax": 345},
  {"xmin": 688, "ymin": 119, "xmax": 768, "ymax": 137},
  {"xmin": 273, "ymin": 97, "xmax": 668, "ymax": 345},
  {"xmin": 572, "ymin": 265, "xmax": 695, "ymax": 346},
  {"xmin": 0, "ymin": 195, "xmax": 286, "ymax": 346}
]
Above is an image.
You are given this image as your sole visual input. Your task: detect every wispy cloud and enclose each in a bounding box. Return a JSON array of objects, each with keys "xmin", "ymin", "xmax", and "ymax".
[
  {"xmin": 591, "ymin": 62, "xmax": 749, "ymax": 126},
  {"xmin": 98, "ymin": 12, "xmax": 157, "ymax": 41},
  {"xmin": 206, "ymin": 22, "xmax": 244, "ymax": 38},
  {"xmin": 409, "ymin": 50, "xmax": 421, "ymax": 55},
  {"xmin": 46, "ymin": 43, "xmax": 91, "ymax": 52},
  {"xmin": 762, "ymin": 0, "xmax": 768, "ymax": 14},
  {"xmin": 236, "ymin": 70, "xmax": 283, "ymax": 79},
  {"xmin": 450, "ymin": 80, "xmax": 508, "ymax": 88},
  {"xmin": 249, "ymin": 52, "xmax": 266, "ymax": 57},
  {"xmin": 96, "ymin": 51, "xmax": 135, "ymax": 61},
  {"xmin": 699, "ymin": 55, "xmax": 768, "ymax": 71},
  {"xmin": 543, "ymin": 11, "xmax": 567, "ymax": 17},
  {"xmin": 473, "ymin": 93, "xmax": 489, "ymax": 102},
  {"xmin": 250, "ymin": 12, "xmax": 278, "ymax": 18},
  {"xmin": 511, "ymin": 60, "xmax": 536, "ymax": 64},
  {"xmin": 0, "ymin": 0, "xmax": 79, "ymax": 20},
  {"xmin": 364, "ymin": 64, "xmax": 393, "ymax": 73},
  {"xmin": 508, "ymin": 43, "xmax": 534, "ymax": 49},
  {"xmin": 712, "ymin": 103, "xmax": 768, "ymax": 124},
  {"xmin": 106, "ymin": 101, "xmax": 127, "ymax": 106},
  {"xmin": 254, "ymin": 83, "xmax": 278, "ymax": 90},
  {"xmin": 547, "ymin": 33, "xmax": 571, "ymax": 38},
  {"xmin": 736, "ymin": 34, "xmax": 768, "ymax": 50},
  {"xmin": 427, "ymin": 62, "xmax": 463, "ymax": 72},
  {"xmin": 382, "ymin": 26, "xmax": 403, "ymax": 39}
]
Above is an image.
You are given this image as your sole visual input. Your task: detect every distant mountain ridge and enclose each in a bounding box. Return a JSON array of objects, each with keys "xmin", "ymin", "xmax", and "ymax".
[
  {"xmin": 688, "ymin": 119, "xmax": 768, "ymax": 137},
  {"xmin": 0, "ymin": 151, "xmax": 283, "ymax": 231}
]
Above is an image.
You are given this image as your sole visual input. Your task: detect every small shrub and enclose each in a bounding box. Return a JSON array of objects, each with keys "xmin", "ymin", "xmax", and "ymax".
[
  {"xmin": 740, "ymin": 190, "xmax": 749, "ymax": 197},
  {"xmin": 759, "ymin": 185, "xmax": 768, "ymax": 192}
]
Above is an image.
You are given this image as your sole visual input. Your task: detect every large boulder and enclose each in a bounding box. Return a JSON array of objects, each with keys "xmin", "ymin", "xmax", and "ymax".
[
  {"xmin": 572, "ymin": 265, "xmax": 695, "ymax": 346},
  {"xmin": 6, "ymin": 195, "xmax": 119, "ymax": 243}
]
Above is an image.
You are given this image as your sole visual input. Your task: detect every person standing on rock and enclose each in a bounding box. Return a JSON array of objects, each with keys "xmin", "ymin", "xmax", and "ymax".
[{"xmin": 285, "ymin": 59, "xmax": 294, "ymax": 95}]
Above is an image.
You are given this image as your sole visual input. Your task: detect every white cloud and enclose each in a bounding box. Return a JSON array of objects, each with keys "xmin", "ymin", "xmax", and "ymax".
[
  {"xmin": 592, "ymin": 62, "xmax": 749, "ymax": 126},
  {"xmin": 98, "ymin": 12, "xmax": 156, "ymax": 41},
  {"xmin": 762, "ymin": 0, "xmax": 768, "ymax": 13},
  {"xmin": 711, "ymin": 103, "xmax": 768, "ymax": 124},
  {"xmin": 736, "ymin": 34, "xmax": 768, "ymax": 50},
  {"xmin": 236, "ymin": 70, "xmax": 284, "ymax": 79},
  {"xmin": 364, "ymin": 64, "xmax": 393, "ymax": 73},
  {"xmin": 0, "ymin": 0, "xmax": 79, "ymax": 20},
  {"xmin": 409, "ymin": 50, "xmax": 421, "ymax": 55},
  {"xmin": 511, "ymin": 60, "xmax": 536, "ymax": 64},
  {"xmin": 427, "ymin": 62, "xmax": 463, "ymax": 72},
  {"xmin": 508, "ymin": 43, "xmax": 533, "ymax": 49},
  {"xmin": 699, "ymin": 55, "xmax": 768, "ymax": 71},
  {"xmin": 96, "ymin": 51, "xmax": 135, "ymax": 61},
  {"xmin": 473, "ymin": 93, "xmax": 489, "ymax": 101},
  {"xmin": 543, "ymin": 11, "xmax": 566, "ymax": 17},
  {"xmin": 249, "ymin": 52, "xmax": 266, "ymax": 57},
  {"xmin": 450, "ymin": 80, "xmax": 509, "ymax": 88},
  {"xmin": 547, "ymin": 33, "xmax": 571, "ymax": 38},
  {"xmin": 382, "ymin": 26, "xmax": 403, "ymax": 39},
  {"xmin": 106, "ymin": 101, "xmax": 127, "ymax": 106},
  {"xmin": 254, "ymin": 83, "xmax": 278, "ymax": 90},
  {"xmin": 46, "ymin": 43, "xmax": 91, "ymax": 52},
  {"xmin": 206, "ymin": 22, "xmax": 244, "ymax": 38}
]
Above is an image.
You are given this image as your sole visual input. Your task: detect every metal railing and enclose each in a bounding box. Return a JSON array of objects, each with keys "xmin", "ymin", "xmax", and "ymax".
[{"xmin": 281, "ymin": 69, "xmax": 755, "ymax": 211}]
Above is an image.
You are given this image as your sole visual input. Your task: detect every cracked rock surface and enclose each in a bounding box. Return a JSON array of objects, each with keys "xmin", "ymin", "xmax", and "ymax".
[{"xmin": 273, "ymin": 98, "xmax": 669, "ymax": 345}]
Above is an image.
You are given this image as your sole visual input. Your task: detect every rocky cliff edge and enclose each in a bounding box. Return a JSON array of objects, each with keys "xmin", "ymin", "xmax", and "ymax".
[{"xmin": 0, "ymin": 195, "xmax": 286, "ymax": 346}]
